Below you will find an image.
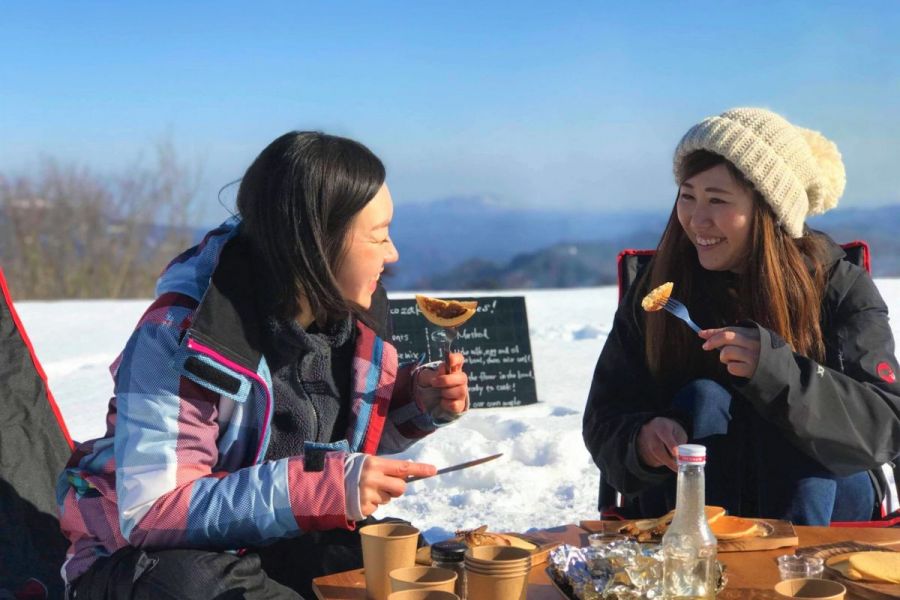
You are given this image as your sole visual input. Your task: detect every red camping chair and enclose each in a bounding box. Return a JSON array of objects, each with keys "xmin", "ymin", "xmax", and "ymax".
[
  {"xmin": 0, "ymin": 268, "xmax": 75, "ymax": 599},
  {"xmin": 600, "ymin": 241, "xmax": 900, "ymax": 527}
]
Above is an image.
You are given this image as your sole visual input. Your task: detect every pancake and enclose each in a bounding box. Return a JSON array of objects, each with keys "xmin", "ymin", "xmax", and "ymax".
[
  {"xmin": 641, "ymin": 282, "xmax": 674, "ymax": 312},
  {"xmin": 709, "ymin": 515, "xmax": 759, "ymax": 540},
  {"xmin": 415, "ymin": 295, "xmax": 478, "ymax": 327},
  {"xmin": 705, "ymin": 506, "xmax": 727, "ymax": 523},
  {"xmin": 847, "ymin": 551, "xmax": 900, "ymax": 584},
  {"xmin": 618, "ymin": 505, "xmax": 729, "ymax": 541},
  {"xmin": 826, "ymin": 554, "xmax": 860, "ymax": 580}
]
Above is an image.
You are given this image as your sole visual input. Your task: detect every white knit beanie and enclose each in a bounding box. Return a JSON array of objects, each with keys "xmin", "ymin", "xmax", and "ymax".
[{"xmin": 673, "ymin": 108, "xmax": 846, "ymax": 238}]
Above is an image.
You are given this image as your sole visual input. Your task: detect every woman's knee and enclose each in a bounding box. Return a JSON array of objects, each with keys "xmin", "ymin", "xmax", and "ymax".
[
  {"xmin": 763, "ymin": 471, "xmax": 875, "ymax": 525},
  {"xmin": 832, "ymin": 471, "xmax": 876, "ymax": 522},
  {"xmin": 672, "ymin": 379, "xmax": 732, "ymax": 438}
]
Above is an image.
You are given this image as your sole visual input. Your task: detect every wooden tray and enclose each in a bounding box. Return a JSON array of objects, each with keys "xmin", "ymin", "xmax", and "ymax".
[
  {"xmin": 551, "ymin": 577, "xmax": 790, "ymax": 599},
  {"xmin": 579, "ymin": 518, "xmax": 799, "ymax": 552},
  {"xmin": 415, "ymin": 531, "xmax": 560, "ymax": 566},
  {"xmin": 798, "ymin": 541, "xmax": 900, "ymax": 600}
]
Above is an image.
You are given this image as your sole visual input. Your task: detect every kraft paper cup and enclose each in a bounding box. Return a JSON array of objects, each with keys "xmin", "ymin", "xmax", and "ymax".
[
  {"xmin": 465, "ymin": 569, "xmax": 529, "ymax": 600},
  {"xmin": 774, "ymin": 578, "xmax": 846, "ymax": 600},
  {"xmin": 464, "ymin": 545, "xmax": 532, "ymax": 565},
  {"xmin": 387, "ymin": 591, "xmax": 459, "ymax": 600},
  {"xmin": 463, "ymin": 546, "xmax": 531, "ymax": 572},
  {"xmin": 464, "ymin": 546, "xmax": 531, "ymax": 574},
  {"xmin": 360, "ymin": 523, "xmax": 420, "ymax": 600},
  {"xmin": 389, "ymin": 566, "xmax": 457, "ymax": 593},
  {"xmin": 463, "ymin": 560, "xmax": 531, "ymax": 576}
]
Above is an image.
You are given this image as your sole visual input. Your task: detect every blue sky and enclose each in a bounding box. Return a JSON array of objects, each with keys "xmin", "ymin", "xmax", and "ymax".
[{"xmin": 2, "ymin": 1, "xmax": 899, "ymax": 225}]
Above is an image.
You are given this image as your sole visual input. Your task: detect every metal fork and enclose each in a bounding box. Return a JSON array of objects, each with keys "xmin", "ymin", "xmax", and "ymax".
[
  {"xmin": 663, "ymin": 297, "xmax": 702, "ymax": 333},
  {"xmin": 430, "ymin": 326, "xmax": 458, "ymax": 369}
]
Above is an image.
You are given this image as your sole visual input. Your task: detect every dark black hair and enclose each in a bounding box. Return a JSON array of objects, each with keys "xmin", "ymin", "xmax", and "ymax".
[{"xmin": 236, "ymin": 131, "xmax": 386, "ymax": 323}]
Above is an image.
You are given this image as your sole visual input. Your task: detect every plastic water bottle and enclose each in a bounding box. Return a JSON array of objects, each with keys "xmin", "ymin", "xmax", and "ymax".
[{"xmin": 661, "ymin": 444, "xmax": 717, "ymax": 599}]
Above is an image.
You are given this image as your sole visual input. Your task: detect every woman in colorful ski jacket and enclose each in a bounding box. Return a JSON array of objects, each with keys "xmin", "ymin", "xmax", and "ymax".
[
  {"xmin": 58, "ymin": 132, "xmax": 469, "ymax": 598},
  {"xmin": 583, "ymin": 108, "xmax": 900, "ymax": 525}
]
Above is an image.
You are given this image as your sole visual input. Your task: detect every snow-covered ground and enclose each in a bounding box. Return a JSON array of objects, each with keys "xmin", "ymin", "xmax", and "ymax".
[{"xmin": 15, "ymin": 281, "xmax": 900, "ymax": 542}]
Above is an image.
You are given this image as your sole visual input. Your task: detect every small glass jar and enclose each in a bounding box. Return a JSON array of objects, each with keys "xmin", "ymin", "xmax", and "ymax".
[
  {"xmin": 431, "ymin": 540, "xmax": 467, "ymax": 599},
  {"xmin": 776, "ymin": 554, "xmax": 824, "ymax": 580}
]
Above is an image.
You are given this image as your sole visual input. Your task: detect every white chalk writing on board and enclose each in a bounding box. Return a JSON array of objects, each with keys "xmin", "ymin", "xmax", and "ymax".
[{"xmin": 387, "ymin": 296, "xmax": 537, "ymax": 408}]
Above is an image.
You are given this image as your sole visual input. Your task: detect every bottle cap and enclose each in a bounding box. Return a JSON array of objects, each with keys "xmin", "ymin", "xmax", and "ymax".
[
  {"xmin": 676, "ymin": 444, "xmax": 706, "ymax": 463},
  {"xmin": 430, "ymin": 540, "xmax": 467, "ymax": 562}
]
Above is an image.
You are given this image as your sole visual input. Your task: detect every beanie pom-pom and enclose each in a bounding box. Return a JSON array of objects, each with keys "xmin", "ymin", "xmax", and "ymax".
[{"xmin": 798, "ymin": 127, "xmax": 845, "ymax": 215}]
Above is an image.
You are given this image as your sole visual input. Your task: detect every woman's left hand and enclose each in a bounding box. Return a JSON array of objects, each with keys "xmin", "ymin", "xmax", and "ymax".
[
  {"xmin": 415, "ymin": 352, "xmax": 469, "ymax": 420},
  {"xmin": 699, "ymin": 326, "xmax": 761, "ymax": 379}
]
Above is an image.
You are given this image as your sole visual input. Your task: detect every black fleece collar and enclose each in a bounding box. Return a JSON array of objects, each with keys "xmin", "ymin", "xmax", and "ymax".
[{"xmin": 187, "ymin": 236, "xmax": 265, "ymax": 373}]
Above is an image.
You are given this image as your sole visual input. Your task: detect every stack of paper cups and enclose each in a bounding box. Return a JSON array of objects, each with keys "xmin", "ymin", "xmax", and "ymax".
[
  {"xmin": 463, "ymin": 546, "xmax": 531, "ymax": 600},
  {"xmin": 387, "ymin": 591, "xmax": 459, "ymax": 600}
]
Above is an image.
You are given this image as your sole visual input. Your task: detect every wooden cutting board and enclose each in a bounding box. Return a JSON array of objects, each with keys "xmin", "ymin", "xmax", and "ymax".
[
  {"xmin": 579, "ymin": 518, "xmax": 799, "ymax": 552},
  {"xmin": 416, "ymin": 531, "xmax": 560, "ymax": 566}
]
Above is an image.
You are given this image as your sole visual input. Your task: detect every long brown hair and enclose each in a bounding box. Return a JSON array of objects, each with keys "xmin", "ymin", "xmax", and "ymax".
[{"xmin": 644, "ymin": 151, "xmax": 828, "ymax": 389}]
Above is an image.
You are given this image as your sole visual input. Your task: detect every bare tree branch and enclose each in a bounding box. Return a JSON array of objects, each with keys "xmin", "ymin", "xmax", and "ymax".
[{"xmin": 0, "ymin": 140, "xmax": 201, "ymax": 300}]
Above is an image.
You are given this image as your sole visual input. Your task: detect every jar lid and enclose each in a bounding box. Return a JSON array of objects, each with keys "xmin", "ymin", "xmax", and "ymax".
[
  {"xmin": 430, "ymin": 540, "xmax": 467, "ymax": 562},
  {"xmin": 677, "ymin": 444, "xmax": 706, "ymax": 462}
]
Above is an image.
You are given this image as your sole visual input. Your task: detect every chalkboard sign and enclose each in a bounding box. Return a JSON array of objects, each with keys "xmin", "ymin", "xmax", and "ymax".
[{"xmin": 387, "ymin": 296, "xmax": 537, "ymax": 408}]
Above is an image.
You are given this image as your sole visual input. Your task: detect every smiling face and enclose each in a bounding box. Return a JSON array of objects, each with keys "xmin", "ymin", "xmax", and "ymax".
[
  {"xmin": 676, "ymin": 163, "xmax": 756, "ymax": 273},
  {"xmin": 335, "ymin": 183, "xmax": 399, "ymax": 309}
]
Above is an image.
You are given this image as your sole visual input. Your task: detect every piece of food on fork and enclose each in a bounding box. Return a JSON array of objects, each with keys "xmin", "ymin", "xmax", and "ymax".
[
  {"xmin": 415, "ymin": 295, "xmax": 478, "ymax": 327},
  {"xmin": 641, "ymin": 281, "xmax": 674, "ymax": 312},
  {"xmin": 641, "ymin": 282, "xmax": 703, "ymax": 332}
]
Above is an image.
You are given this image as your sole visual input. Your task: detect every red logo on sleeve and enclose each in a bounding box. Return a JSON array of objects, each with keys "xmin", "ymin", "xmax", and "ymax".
[{"xmin": 876, "ymin": 361, "xmax": 896, "ymax": 384}]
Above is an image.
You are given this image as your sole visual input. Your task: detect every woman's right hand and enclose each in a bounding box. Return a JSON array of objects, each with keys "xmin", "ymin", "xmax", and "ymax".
[
  {"xmin": 637, "ymin": 417, "xmax": 687, "ymax": 472},
  {"xmin": 358, "ymin": 456, "xmax": 436, "ymax": 517}
]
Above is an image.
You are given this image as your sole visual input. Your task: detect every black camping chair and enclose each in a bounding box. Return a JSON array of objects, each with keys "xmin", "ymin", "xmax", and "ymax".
[
  {"xmin": 599, "ymin": 240, "xmax": 900, "ymax": 527},
  {"xmin": 0, "ymin": 268, "xmax": 75, "ymax": 599}
]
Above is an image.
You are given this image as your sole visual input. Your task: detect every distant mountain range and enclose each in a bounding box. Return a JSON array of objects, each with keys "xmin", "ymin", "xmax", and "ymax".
[
  {"xmin": 101, "ymin": 197, "xmax": 900, "ymax": 287},
  {"xmin": 10, "ymin": 196, "xmax": 894, "ymax": 294},
  {"xmin": 384, "ymin": 198, "xmax": 900, "ymax": 290},
  {"xmin": 387, "ymin": 196, "xmax": 669, "ymax": 288}
]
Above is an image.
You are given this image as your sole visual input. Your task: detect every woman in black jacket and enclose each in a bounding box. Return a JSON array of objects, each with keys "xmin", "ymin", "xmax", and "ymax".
[{"xmin": 583, "ymin": 108, "xmax": 900, "ymax": 525}]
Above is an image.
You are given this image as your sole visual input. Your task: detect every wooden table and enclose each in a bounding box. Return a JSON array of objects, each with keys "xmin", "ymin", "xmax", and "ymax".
[{"xmin": 312, "ymin": 523, "xmax": 900, "ymax": 599}]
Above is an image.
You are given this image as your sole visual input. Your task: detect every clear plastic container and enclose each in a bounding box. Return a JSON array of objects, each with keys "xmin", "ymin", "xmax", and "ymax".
[{"xmin": 776, "ymin": 554, "xmax": 824, "ymax": 580}]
